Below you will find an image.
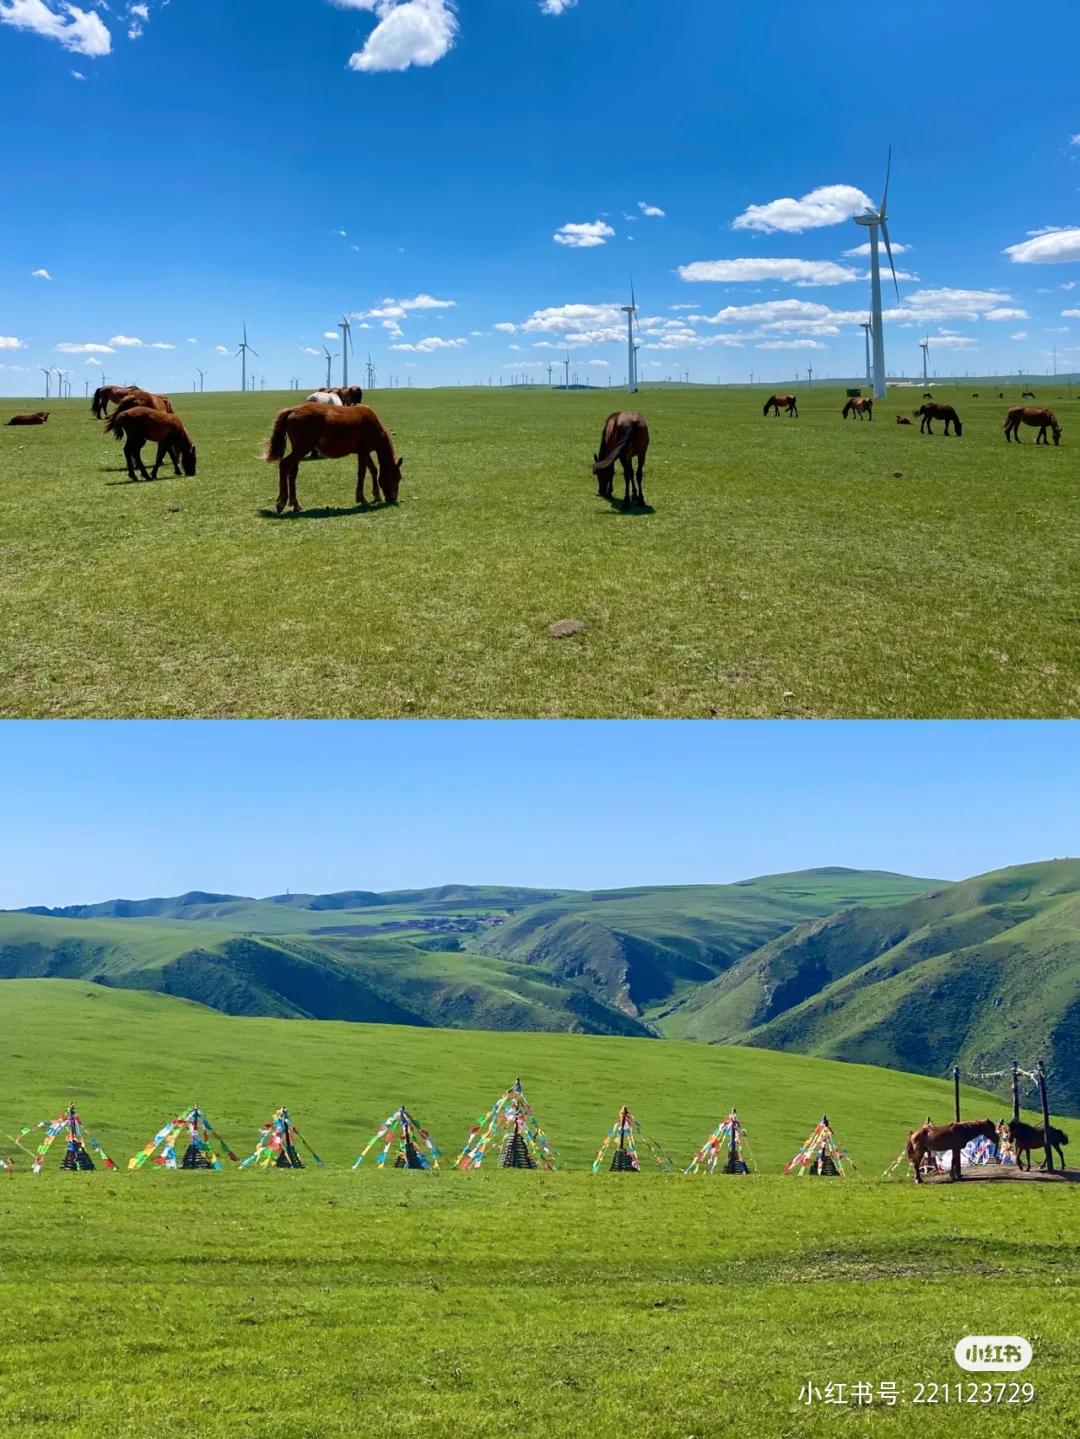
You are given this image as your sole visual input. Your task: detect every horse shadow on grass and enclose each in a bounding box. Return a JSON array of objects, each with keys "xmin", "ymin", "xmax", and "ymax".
[
  {"xmin": 599, "ymin": 495, "xmax": 656, "ymax": 517},
  {"xmin": 258, "ymin": 502, "xmax": 397, "ymax": 521}
]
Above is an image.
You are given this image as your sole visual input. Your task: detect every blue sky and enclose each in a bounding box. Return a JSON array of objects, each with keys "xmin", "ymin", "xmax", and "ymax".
[
  {"xmin": 1, "ymin": 721, "xmax": 1077, "ymax": 906},
  {"xmin": 1, "ymin": 0, "xmax": 1079, "ymax": 395}
]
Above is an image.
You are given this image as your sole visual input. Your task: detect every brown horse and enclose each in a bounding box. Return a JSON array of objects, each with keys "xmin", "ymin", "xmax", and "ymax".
[
  {"xmin": 104, "ymin": 406, "xmax": 197, "ymax": 481},
  {"xmin": 263, "ymin": 402, "xmax": 403, "ymax": 513},
  {"xmin": 896, "ymin": 416, "xmax": 911, "ymax": 425},
  {"xmin": 326, "ymin": 386, "xmax": 365, "ymax": 405},
  {"xmin": 763, "ymin": 394, "xmax": 798, "ymax": 417},
  {"xmin": 90, "ymin": 385, "xmax": 139, "ymax": 419},
  {"xmin": 109, "ymin": 390, "xmax": 175, "ymax": 420},
  {"xmin": 906, "ymin": 1118, "xmax": 997, "ymax": 1182},
  {"xmin": 592, "ymin": 411, "xmax": 649, "ymax": 505},
  {"xmin": 7, "ymin": 412, "xmax": 49, "ymax": 425},
  {"xmin": 1007, "ymin": 1118, "xmax": 1069, "ymax": 1172},
  {"xmin": 913, "ymin": 402, "xmax": 962, "ymax": 436},
  {"xmin": 842, "ymin": 397, "xmax": 873, "ymax": 420},
  {"xmin": 1003, "ymin": 406, "xmax": 1061, "ymax": 446}
]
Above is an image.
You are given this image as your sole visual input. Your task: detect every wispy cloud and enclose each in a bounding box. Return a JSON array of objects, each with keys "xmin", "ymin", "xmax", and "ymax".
[
  {"xmin": 678, "ymin": 258, "xmax": 860, "ymax": 287},
  {"xmin": 390, "ymin": 335, "xmax": 467, "ymax": 352},
  {"xmin": 56, "ymin": 341, "xmax": 114, "ymax": 354},
  {"xmin": 540, "ymin": 0, "xmax": 576, "ymax": 13},
  {"xmin": 638, "ymin": 201, "xmax": 665, "ymax": 218},
  {"xmin": 31, "ymin": 267, "xmax": 52, "ymax": 280},
  {"xmin": 0, "ymin": 0, "xmax": 111, "ymax": 56},
  {"xmin": 1004, "ymin": 227, "xmax": 1080, "ymax": 264},
  {"xmin": 0, "ymin": 336, "xmax": 28, "ymax": 350}
]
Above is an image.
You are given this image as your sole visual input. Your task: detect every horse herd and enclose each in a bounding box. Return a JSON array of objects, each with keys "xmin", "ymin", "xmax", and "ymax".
[
  {"xmin": 905, "ymin": 1116, "xmax": 1069, "ymax": 1183},
  {"xmin": 765, "ymin": 392, "xmax": 1063, "ymax": 444}
]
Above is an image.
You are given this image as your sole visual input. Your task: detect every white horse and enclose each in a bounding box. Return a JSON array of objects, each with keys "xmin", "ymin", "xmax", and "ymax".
[{"xmin": 307, "ymin": 390, "xmax": 343, "ymax": 407}]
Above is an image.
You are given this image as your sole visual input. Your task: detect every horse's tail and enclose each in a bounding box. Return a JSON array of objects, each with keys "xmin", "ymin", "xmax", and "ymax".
[
  {"xmin": 904, "ymin": 1130, "xmax": 921, "ymax": 1166},
  {"xmin": 264, "ymin": 408, "xmax": 294, "ymax": 463},
  {"xmin": 103, "ymin": 411, "xmax": 126, "ymax": 442},
  {"xmin": 591, "ymin": 422, "xmax": 638, "ymax": 475}
]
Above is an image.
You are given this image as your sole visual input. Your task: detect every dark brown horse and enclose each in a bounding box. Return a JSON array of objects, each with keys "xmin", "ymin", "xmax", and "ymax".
[
  {"xmin": 1007, "ymin": 1118, "xmax": 1069, "ymax": 1172},
  {"xmin": 592, "ymin": 411, "xmax": 649, "ymax": 505},
  {"xmin": 1003, "ymin": 406, "xmax": 1061, "ymax": 446},
  {"xmin": 7, "ymin": 412, "xmax": 49, "ymax": 425},
  {"xmin": 763, "ymin": 394, "xmax": 798, "ymax": 417},
  {"xmin": 326, "ymin": 386, "xmax": 366, "ymax": 405},
  {"xmin": 109, "ymin": 390, "xmax": 175, "ymax": 420},
  {"xmin": 264, "ymin": 402, "xmax": 403, "ymax": 513},
  {"xmin": 913, "ymin": 402, "xmax": 962, "ymax": 436},
  {"xmin": 104, "ymin": 406, "xmax": 197, "ymax": 481},
  {"xmin": 90, "ymin": 384, "xmax": 139, "ymax": 419},
  {"xmin": 906, "ymin": 1118, "xmax": 997, "ymax": 1182},
  {"xmin": 842, "ymin": 397, "xmax": 873, "ymax": 420}
]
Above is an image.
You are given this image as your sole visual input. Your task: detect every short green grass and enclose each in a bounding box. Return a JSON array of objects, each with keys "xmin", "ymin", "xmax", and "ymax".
[
  {"xmin": 2, "ymin": 385, "xmax": 1077, "ymax": 717},
  {"xmin": 1, "ymin": 981, "xmax": 1076, "ymax": 1437}
]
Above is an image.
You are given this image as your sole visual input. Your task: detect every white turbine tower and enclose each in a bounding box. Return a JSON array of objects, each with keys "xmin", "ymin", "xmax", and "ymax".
[
  {"xmin": 920, "ymin": 334, "xmax": 930, "ymax": 387},
  {"xmin": 861, "ymin": 320, "xmax": 873, "ymax": 389},
  {"xmin": 235, "ymin": 323, "xmax": 257, "ymax": 393},
  {"xmin": 338, "ymin": 314, "xmax": 353, "ymax": 387},
  {"xmin": 621, "ymin": 276, "xmax": 639, "ymax": 394},
  {"xmin": 563, "ymin": 352, "xmax": 570, "ymax": 390},
  {"xmin": 852, "ymin": 149, "xmax": 899, "ymax": 399},
  {"xmin": 323, "ymin": 345, "xmax": 338, "ymax": 389}
]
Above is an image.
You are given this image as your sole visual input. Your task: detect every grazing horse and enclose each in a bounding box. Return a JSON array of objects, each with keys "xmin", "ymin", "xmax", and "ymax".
[
  {"xmin": 104, "ymin": 406, "xmax": 197, "ymax": 481},
  {"xmin": 923, "ymin": 391, "xmax": 933, "ymax": 400},
  {"xmin": 592, "ymin": 410, "xmax": 649, "ymax": 506},
  {"xmin": 906, "ymin": 1118, "xmax": 997, "ymax": 1182},
  {"xmin": 1003, "ymin": 406, "xmax": 1061, "ymax": 446},
  {"xmin": 842, "ymin": 397, "xmax": 873, "ymax": 420},
  {"xmin": 913, "ymin": 402, "xmax": 962, "ymax": 436},
  {"xmin": 7, "ymin": 412, "xmax": 49, "ymax": 425},
  {"xmin": 264, "ymin": 402, "xmax": 403, "ymax": 513},
  {"xmin": 109, "ymin": 390, "xmax": 175, "ymax": 420},
  {"xmin": 763, "ymin": 394, "xmax": 798, "ymax": 417},
  {"xmin": 1021, "ymin": 389, "xmax": 1036, "ymax": 400},
  {"xmin": 90, "ymin": 385, "xmax": 139, "ymax": 419},
  {"xmin": 307, "ymin": 390, "xmax": 343, "ymax": 406},
  {"xmin": 1007, "ymin": 1118, "xmax": 1069, "ymax": 1172}
]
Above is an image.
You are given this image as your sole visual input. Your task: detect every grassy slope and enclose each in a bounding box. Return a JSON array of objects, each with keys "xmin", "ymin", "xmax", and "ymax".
[
  {"xmin": 0, "ymin": 981, "xmax": 1076, "ymax": 1439},
  {"xmin": 2, "ymin": 385, "xmax": 1078, "ymax": 718},
  {"xmin": 665, "ymin": 861, "xmax": 1080, "ymax": 1114}
]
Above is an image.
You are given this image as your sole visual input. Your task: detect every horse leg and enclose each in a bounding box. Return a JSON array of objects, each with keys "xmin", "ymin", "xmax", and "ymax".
[
  {"xmin": 635, "ymin": 454, "xmax": 645, "ymax": 506},
  {"xmin": 286, "ymin": 454, "xmax": 302, "ymax": 512},
  {"xmin": 356, "ymin": 454, "xmax": 367, "ymax": 505},
  {"xmin": 149, "ymin": 440, "xmax": 168, "ymax": 480},
  {"xmin": 621, "ymin": 454, "xmax": 632, "ymax": 505}
]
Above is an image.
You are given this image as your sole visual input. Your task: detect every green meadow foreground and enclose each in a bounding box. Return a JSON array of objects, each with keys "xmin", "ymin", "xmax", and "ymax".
[
  {"xmin": 1, "ymin": 983, "xmax": 1077, "ymax": 1437},
  {"xmin": 1, "ymin": 385, "xmax": 1078, "ymax": 717}
]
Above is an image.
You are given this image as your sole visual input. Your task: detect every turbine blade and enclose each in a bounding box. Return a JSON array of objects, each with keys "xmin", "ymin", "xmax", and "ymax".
[
  {"xmin": 880, "ymin": 217, "xmax": 900, "ymax": 302},
  {"xmin": 879, "ymin": 145, "xmax": 892, "ymax": 219},
  {"xmin": 250, "ymin": 347, "xmax": 259, "ymax": 358}
]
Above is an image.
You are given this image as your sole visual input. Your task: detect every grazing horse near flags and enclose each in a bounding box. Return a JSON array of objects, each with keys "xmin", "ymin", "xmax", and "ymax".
[
  {"xmin": 1003, "ymin": 406, "xmax": 1062, "ymax": 446},
  {"xmin": 906, "ymin": 1119, "xmax": 997, "ymax": 1182},
  {"xmin": 104, "ymin": 406, "xmax": 197, "ymax": 481},
  {"xmin": 90, "ymin": 385, "xmax": 139, "ymax": 419},
  {"xmin": 913, "ymin": 402, "xmax": 962, "ymax": 436},
  {"xmin": 763, "ymin": 394, "xmax": 798, "ymax": 418},
  {"xmin": 592, "ymin": 410, "xmax": 649, "ymax": 506},
  {"xmin": 7, "ymin": 412, "xmax": 49, "ymax": 425},
  {"xmin": 264, "ymin": 402, "xmax": 403, "ymax": 513},
  {"xmin": 1007, "ymin": 1118, "xmax": 1069, "ymax": 1171},
  {"xmin": 842, "ymin": 397, "xmax": 873, "ymax": 420}
]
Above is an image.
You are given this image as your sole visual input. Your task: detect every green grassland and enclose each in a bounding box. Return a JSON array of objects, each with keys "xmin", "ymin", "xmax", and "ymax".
[
  {"xmin": 2, "ymin": 383, "xmax": 1078, "ymax": 718},
  {"xmin": 0, "ymin": 982, "xmax": 1077, "ymax": 1438},
  {"xmin": 0, "ymin": 870, "xmax": 935, "ymax": 1035}
]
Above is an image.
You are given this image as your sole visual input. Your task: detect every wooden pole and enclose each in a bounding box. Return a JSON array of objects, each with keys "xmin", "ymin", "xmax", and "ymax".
[
  {"xmin": 1011, "ymin": 1061, "xmax": 1020, "ymax": 1124},
  {"xmin": 953, "ymin": 1066, "xmax": 961, "ymax": 1122},
  {"xmin": 1037, "ymin": 1060, "xmax": 1053, "ymax": 1173}
]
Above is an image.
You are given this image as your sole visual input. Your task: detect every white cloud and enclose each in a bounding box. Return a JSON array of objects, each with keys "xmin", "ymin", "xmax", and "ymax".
[
  {"xmin": 149, "ymin": 341, "xmax": 174, "ymax": 349},
  {"xmin": 678, "ymin": 257, "xmax": 860, "ymax": 287},
  {"xmin": 1062, "ymin": 309, "xmax": 1080, "ymax": 318},
  {"xmin": 1010, "ymin": 331, "xmax": 1028, "ymax": 341},
  {"xmin": 983, "ymin": 307, "xmax": 1029, "ymax": 321},
  {"xmin": 0, "ymin": 0, "xmax": 111, "ymax": 56},
  {"xmin": 186, "ymin": 337, "xmax": 198, "ymax": 344},
  {"xmin": 755, "ymin": 339, "xmax": 825, "ymax": 350},
  {"xmin": 1004, "ymin": 227, "xmax": 1080, "ymax": 264},
  {"xmin": 355, "ymin": 293, "xmax": 455, "ymax": 320},
  {"xmin": 31, "ymin": 267, "xmax": 52, "ymax": 280},
  {"xmin": 323, "ymin": 330, "xmax": 338, "ymax": 339},
  {"xmin": 342, "ymin": 0, "xmax": 458, "ymax": 74},
  {"xmin": 82, "ymin": 356, "xmax": 103, "ymax": 367},
  {"xmin": 389, "ymin": 335, "xmax": 467, "ymax": 352},
  {"xmin": 214, "ymin": 345, "xmax": 230, "ymax": 356},
  {"xmin": 553, "ymin": 220, "xmax": 615, "ymax": 248},
  {"xmin": 70, "ymin": 67, "xmax": 84, "ymax": 77},
  {"xmin": 924, "ymin": 333, "xmax": 979, "ymax": 350},
  {"xmin": 493, "ymin": 322, "xmax": 517, "ymax": 334},
  {"xmin": 0, "ymin": 336, "xmax": 27, "ymax": 350},
  {"xmin": 842, "ymin": 240, "xmax": 911, "ymax": 258},
  {"xmin": 540, "ymin": 0, "xmax": 576, "ymax": 12},
  {"xmin": 883, "ymin": 288, "xmax": 1015, "ymax": 324},
  {"xmin": 733, "ymin": 183, "xmax": 873, "ymax": 234},
  {"xmin": 1071, "ymin": 135, "xmax": 1080, "ymax": 147},
  {"xmin": 1062, "ymin": 281, "xmax": 1077, "ymax": 291},
  {"xmin": 638, "ymin": 201, "xmax": 665, "ymax": 218},
  {"xmin": 109, "ymin": 334, "xmax": 143, "ymax": 347},
  {"xmin": 56, "ymin": 341, "xmax": 114, "ymax": 353}
]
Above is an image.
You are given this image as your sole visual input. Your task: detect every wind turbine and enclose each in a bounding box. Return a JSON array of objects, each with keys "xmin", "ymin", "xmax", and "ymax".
[
  {"xmin": 196, "ymin": 368, "xmax": 206, "ymax": 393},
  {"xmin": 852, "ymin": 149, "xmax": 899, "ymax": 399},
  {"xmin": 621, "ymin": 275, "xmax": 639, "ymax": 394},
  {"xmin": 807, "ymin": 361, "xmax": 814, "ymax": 388},
  {"xmin": 338, "ymin": 314, "xmax": 353, "ymax": 387},
  {"xmin": 563, "ymin": 352, "xmax": 571, "ymax": 390},
  {"xmin": 365, "ymin": 353, "xmax": 376, "ymax": 388},
  {"xmin": 235, "ymin": 323, "xmax": 257, "ymax": 393},
  {"xmin": 860, "ymin": 320, "xmax": 873, "ymax": 389},
  {"xmin": 41, "ymin": 367, "xmax": 52, "ymax": 399},
  {"xmin": 547, "ymin": 361, "xmax": 554, "ymax": 388},
  {"xmin": 323, "ymin": 345, "xmax": 338, "ymax": 389},
  {"xmin": 920, "ymin": 335, "xmax": 930, "ymax": 387}
]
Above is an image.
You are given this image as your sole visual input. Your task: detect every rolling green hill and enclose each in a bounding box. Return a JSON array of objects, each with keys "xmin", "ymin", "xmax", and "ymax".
[
  {"xmin": 0, "ymin": 869, "xmax": 934, "ymax": 1037},
  {"xmin": 661, "ymin": 860, "xmax": 1080, "ymax": 1114}
]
